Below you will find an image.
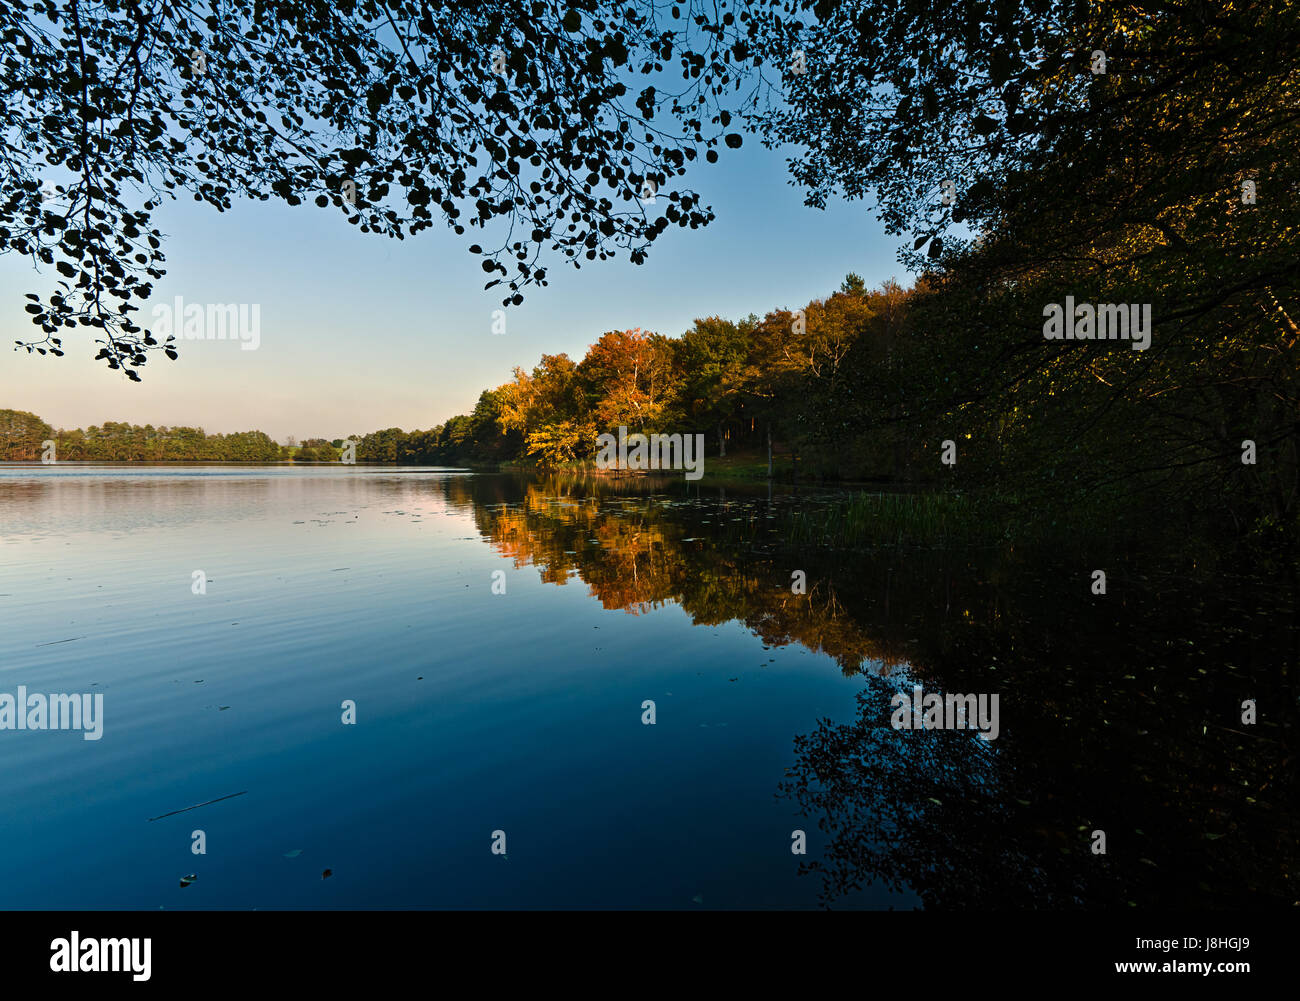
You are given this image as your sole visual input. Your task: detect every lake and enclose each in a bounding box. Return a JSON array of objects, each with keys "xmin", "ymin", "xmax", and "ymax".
[{"xmin": 0, "ymin": 464, "xmax": 1294, "ymax": 908}]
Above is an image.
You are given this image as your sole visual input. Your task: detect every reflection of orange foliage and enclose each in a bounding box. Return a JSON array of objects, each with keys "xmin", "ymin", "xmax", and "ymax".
[
  {"xmin": 726, "ymin": 575, "xmax": 914, "ymax": 674},
  {"xmin": 457, "ymin": 475, "xmax": 928, "ymax": 674}
]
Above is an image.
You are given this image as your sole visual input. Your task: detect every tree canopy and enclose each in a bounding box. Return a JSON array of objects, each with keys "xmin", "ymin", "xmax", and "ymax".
[{"xmin": 3, "ymin": 0, "xmax": 759, "ymax": 377}]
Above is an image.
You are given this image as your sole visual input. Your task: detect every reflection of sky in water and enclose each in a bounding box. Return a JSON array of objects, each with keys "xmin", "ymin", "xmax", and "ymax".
[{"xmin": 0, "ymin": 465, "xmax": 909, "ymax": 909}]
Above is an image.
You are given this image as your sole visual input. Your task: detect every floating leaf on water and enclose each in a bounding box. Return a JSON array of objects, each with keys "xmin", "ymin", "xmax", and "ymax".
[
  {"xmin": 691, "ymin": 894, "xmax": 704, "ymax": 904},
  {"xmin": 927, "ymin": 797, "xmax": 942, "ymax": 806},
  {"xmin": 321, "ymin": 869, "xmax": 333, "ymax": 879},
  {"xmin": 1204, "ymin": 833, "xmax": 1224, "ymax": 840},
  {"xmin": 283, "ymin": 849, "xmax": 303, "ymax": 858},
  {"xmin": 179, "ymin": 874, "xmax": 196, "ymax": 887}
]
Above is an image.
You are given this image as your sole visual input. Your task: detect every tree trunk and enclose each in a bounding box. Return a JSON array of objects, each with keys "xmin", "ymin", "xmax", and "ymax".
[{"xmin": 718, "ymin": 423, "xmax": 726, "ymax": 458}]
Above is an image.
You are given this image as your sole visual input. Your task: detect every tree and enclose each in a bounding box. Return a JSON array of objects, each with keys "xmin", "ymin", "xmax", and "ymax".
[
  {"xmin": 748, "ymin": 1, "xmax": 1298, "ymax": 519},
  {"xmin": 579, "ymin": 327, "xmax": 675, "ymax": 432},
  {"xmin": 778, "ymin": 288, "xmax": 876, "ymax": 470},
  {"xmin": 500, "ymin": 354, "xmax": 586, "ymax": 433},
  {"xmin": 3, "ymin": 0, "xmax": 759, "ymax": 379},
  {"xmin": 0, "ymin": 408, "xmax": 53, "ymax": 460},
  {"xmin": 357, "ymin": 427, "xmax": 404, "ymax": 463},
  {"xmin": 295, "ymin": 437, "xmax": 338, "ymax": 461},
  {"xmin": 524, "ymin": 420, "xmax": 590, "ymax": 464},
  {"xmin": 674, "ymin": 315, "xmax": 753, "ymax": 456}
]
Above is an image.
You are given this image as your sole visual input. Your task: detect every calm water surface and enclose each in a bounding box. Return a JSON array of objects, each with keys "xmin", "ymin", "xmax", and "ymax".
[
  {"xmin": 0, "ymin": 464, "xmax": 1294, "ymax": 909},
  {"xmin": 0, "ymin": 465, "xmax": 904, "ymax": 908}
]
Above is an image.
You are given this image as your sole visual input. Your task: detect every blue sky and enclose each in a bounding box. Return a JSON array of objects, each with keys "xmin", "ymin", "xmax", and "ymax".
[{"xmin": 1, "ymin": 139, "xmax": 912, "ymax": 444}]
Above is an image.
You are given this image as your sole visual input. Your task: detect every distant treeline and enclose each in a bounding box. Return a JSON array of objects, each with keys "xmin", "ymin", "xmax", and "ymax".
[
  {"xmin": 0, "ymin": 409, "xmax": 288, "ymax": 462},
  {"xmin": 0, "ymin": 408, "xmax": 375, "ymax": 463}
]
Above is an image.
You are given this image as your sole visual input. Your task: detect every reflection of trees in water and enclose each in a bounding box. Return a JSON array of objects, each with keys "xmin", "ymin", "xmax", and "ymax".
[
  {"xmin": 436, "ymin": 471, "xmax": 939, "ymax": 669},
  {"xmin": 780, "ymin": 679, "xmax": 1122, "ymax": 909},
  {"xmin": 425, "ymin": 473, "xmax": 1298, "ymax": 909},
  {"xmin": 781, "ymin": 577, "xmax": 1299, "ymax": 910}
]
